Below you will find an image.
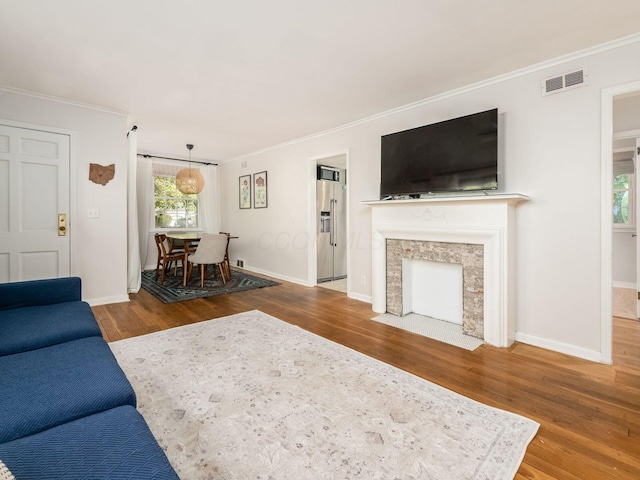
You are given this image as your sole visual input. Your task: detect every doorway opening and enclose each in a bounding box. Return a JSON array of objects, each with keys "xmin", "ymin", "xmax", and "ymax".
[
  {"xmin": 308, "ymin": 151, "xmax": 349, "ymax": 294},
  {"xmin": 612, "ymin": 93, "xmax": 640, "ymax": 320},
  {"xmin": 602, "ymin": 81, "xmax": 640, "ymax": 364}
]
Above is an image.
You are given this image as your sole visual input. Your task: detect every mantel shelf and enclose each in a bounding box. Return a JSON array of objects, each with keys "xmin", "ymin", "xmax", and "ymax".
[{"xmin": 363, "ymin": 193, "xmax": 529, "ymax": 206}]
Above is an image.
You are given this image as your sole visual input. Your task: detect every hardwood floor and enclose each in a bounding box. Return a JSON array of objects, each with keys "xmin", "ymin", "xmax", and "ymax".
[{"xmin": 92, "ymin": 275, "xmax": 640, "ymax": 479}]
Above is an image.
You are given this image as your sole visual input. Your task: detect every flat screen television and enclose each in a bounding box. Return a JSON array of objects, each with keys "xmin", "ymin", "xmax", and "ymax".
[{"xmin": 380, "ymin": 108, "xmax": 498, "ymax": 198}]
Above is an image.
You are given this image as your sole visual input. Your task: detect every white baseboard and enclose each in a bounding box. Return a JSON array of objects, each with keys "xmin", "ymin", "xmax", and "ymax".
[
  {"xmin": 348, "ymin": 292, "xmax": 372, "ymax": 304},
  {"xmin": 241, "ymin": 266, "xmax": 375, "ymax": 304},
  {"xmin": 613, "ymin": 281, "xmax": 636, "ymax": 290},
  {"xmin": 241, "ymin": 265, "xmax": 313, "ymax": 287},
  {"xmin": 514, "ymin": 332, "xmax": 604, "ymax": 363},
  {"xmin": 144, "ymin": 262, "xmax": 372, "ymax": 304},
  {"xmin": 86, "ymin": 294, "xmax": 130, "ymax": 307}
]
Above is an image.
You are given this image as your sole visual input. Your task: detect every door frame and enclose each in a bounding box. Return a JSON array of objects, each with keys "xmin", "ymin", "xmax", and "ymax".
[
  {"xmin": 600, "ymin": 80, "xmax": 640, "ymax": 364},
  {"xmin": 0, "ymin": 118, "xmax": 78, "ymax": 278},
  {"xmin": 307, "ymin": 149, "xmax": 350, "ymax": 291}
]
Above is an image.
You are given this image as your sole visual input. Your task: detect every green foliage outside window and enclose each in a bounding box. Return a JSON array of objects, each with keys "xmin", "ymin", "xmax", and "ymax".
[
  {"xmin": 154, "ymin": 175, "xmax": 198, "ymax": 229},
  {"xmin": 613, "ymin": 173, "xmax": 631, "ymax": 225}
]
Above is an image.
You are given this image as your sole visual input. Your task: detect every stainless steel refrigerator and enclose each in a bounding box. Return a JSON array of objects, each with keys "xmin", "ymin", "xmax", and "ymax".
[{"xmin": 317, "ymin": 166, "xmax": 347, "ymax": 283}]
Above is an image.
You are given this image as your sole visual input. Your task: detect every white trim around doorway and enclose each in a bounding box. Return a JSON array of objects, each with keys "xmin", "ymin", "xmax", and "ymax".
[{"xmin": 600, "ymin": 80, "xmax": 640, "ymax": 365}]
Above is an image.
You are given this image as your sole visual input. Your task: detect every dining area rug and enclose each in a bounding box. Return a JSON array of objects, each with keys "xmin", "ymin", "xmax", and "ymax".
[
  {"xmin": 140, "ymin": 269, "xmax": 280, "ymax": 303},
  {"xmin": 110, "ymin": 310, "xmax": 539, "ymax": 479}
]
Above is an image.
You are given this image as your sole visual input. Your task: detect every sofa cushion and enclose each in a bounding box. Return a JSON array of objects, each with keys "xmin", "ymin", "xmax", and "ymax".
[
  {"xmin": 0, "ymin": 405, "xmax": 179, "ymax": 480},
  {"xmin": 0, "ymin": 301, "xmax": 102, "ymax": 356},
  {"xmin": 0, "ymin": 337, "xmax": 136, "ymax": 443}
]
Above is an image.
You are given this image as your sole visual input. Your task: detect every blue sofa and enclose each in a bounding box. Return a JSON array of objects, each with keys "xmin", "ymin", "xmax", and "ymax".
[{"xmin": 0, "ymin": 277, "xmax": 179, "ymax": 479}]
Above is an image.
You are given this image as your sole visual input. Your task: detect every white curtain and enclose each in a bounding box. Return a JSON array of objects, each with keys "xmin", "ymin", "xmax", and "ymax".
[
  {"xmin": 198, "ymin": 165, "xmax": 220, "ymax": 233},
  {"xmin": 126, "ymin": 129, "xmax": 142, "ymax": 293},
  {"xmin": 137, "ymin": 155, "xmax": 154, "ymax": 270}
]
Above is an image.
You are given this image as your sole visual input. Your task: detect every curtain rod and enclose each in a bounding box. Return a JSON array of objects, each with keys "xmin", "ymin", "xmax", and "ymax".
[{"xmin": 137, "ymin": 153, "xmax": 217, "ymax": 166}]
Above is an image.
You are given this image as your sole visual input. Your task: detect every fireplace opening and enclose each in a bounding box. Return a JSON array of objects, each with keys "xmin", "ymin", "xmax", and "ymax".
[{"xmin": 402, "ymin": 258, "xmax": 463, "ymax": 324}]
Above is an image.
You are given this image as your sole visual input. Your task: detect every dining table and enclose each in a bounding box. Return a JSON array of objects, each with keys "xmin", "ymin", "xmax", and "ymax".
[{"xmin": 165, "ymin": 232, "xmax": 237, "ymax": 286}]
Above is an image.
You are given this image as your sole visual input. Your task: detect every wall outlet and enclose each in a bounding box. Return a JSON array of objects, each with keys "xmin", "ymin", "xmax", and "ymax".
[
  {"xmin": 237, "ymin": 259, "xmax": 245, "ymax": 268},
  {"xmin": 88, "ymin": 208, "xmax": 100, "ymax": 219},
  {"xmin": 360, "ymin": 275, "xmax": 366, "ymax": 286}
]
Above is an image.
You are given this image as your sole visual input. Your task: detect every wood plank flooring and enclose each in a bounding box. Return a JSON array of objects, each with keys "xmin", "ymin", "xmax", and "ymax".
[{"xmin": 92, "ymin": 274, "xmax": 640, "ymax": 479}]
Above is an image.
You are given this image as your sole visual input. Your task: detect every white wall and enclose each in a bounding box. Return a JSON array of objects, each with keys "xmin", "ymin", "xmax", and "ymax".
[
  {"xmin": 219, "ymin": 39, "xmax": 640, "ymax": 360},
  {"xmin": 0, "ymin": 89, "xmax": 129, "ymax": 305}
]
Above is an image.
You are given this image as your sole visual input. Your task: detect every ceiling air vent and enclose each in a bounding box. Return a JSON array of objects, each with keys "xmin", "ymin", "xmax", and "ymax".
[{"xmin": 541, "ymin": 69, "xmax": 588, "ymax": 96}]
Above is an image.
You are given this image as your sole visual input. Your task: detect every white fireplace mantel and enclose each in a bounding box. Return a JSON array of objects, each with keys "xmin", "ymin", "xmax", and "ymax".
[{"xmin": 364, "ymin": 193, "xmax": 529, "ymax": 347}]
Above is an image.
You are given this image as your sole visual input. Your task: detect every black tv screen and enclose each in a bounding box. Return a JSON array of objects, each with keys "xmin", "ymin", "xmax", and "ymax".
[{"xmin": 380, "ymin": 108, "xmax": 498, "ymax": 198}]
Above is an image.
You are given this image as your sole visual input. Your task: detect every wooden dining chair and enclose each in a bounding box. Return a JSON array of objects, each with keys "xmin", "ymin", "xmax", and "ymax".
[
  {"xmin": 187, "ymin": 233, "xmax": 228, "ymax": 287},
  {"xmin": 154, "ymin": 233, "xmax": 186, "ymax": 283}
]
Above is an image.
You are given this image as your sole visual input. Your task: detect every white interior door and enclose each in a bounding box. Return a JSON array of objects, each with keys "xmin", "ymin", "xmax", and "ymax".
[{"xmin": 0, "ymin": 124, "xmax": 70, "ymax": 282}]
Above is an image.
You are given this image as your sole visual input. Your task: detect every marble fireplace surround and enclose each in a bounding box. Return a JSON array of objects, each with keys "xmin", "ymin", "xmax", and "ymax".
[
  {"xmin": 365, "ymin": 194, "xmax": 529, "ymax": 348},
  {"xmin": 387, "ymin": 239, "xmax": 485, "ymax": 339}
]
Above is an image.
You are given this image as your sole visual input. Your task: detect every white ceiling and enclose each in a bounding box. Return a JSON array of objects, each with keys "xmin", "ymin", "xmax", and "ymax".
[{"xmin": 1, "ymin": 0, "xmax": 640, "ymax": 162}]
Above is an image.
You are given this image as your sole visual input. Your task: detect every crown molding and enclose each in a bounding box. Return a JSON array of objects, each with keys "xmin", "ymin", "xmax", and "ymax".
[
  {"xmin": 0, "ymin": 84, "xmax": 129, "ymax": 116},
  {"xmin": 225, "ymin": 32, "xmax": 640, "ymax": 164}
]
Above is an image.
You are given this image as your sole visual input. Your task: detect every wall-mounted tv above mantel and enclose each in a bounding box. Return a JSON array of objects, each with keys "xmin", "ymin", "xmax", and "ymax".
[{"xmin": 380, "ymin": 108, "xmax": 498, "ymax": 199}]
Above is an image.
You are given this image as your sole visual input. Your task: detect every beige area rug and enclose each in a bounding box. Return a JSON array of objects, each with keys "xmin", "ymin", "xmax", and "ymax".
[
  {"xmin": 613, "ymin": 287, "xmax": 637, "ymax": 320},
  {"xmin": 110, "ymin": 310, "xmax": 539, "ymax": 480}
]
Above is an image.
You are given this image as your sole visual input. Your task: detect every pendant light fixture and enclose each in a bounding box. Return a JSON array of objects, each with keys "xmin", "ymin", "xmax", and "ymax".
[{"xmin": 176, "ymin": 144, "xmax": 205, "ymax": 194}]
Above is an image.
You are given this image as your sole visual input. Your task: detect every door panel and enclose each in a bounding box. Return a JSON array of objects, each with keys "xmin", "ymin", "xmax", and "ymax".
[
  {"xmin": 21, "ymin": 251, "xmax": 59, "ymax": 281},
  {"xmin": 0, "ymin": 159, "xmax": 8, "ymax": 231},
  {"xmin": 0, "ymin": 125, "xmax": 70, "ymax": 282},
  {"xmin": 22, "ymin": 162, "xmax": 58, "ymax": 230},
  {"xmin": 0, "ymin": 253, "xmax": 8, "ymax": 282}
]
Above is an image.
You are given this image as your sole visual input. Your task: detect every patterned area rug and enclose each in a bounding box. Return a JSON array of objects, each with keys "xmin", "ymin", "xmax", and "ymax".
[
  {"xmin": 110, "ymin": 311, "xmax": 539, "ymax": 480},
  {"xmin": 140, "ymin": 269, "xmax": 280, "ymax": 303}
]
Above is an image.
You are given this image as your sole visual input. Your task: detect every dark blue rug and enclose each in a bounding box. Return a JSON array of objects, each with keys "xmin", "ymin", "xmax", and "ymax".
[{"xmin": 141, "ymin": 269, "xmax": 280, "ymax": 304}]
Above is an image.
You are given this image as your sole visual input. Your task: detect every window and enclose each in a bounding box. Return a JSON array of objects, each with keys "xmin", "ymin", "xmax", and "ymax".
[
  {"xmin": 153, "ymin": 164, "xmax": 199, "ymax": 229},
  {"xmin": 613, "ymin": 172, "xmax": 634, "ymax": 228}
]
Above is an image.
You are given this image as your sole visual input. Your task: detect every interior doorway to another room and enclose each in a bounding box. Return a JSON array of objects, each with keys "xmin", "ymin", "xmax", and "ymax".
[
  {"xmin": 309, "ymin": 151, "xmax": 349, "ymax": 295},
  {"xmin": 603, "ymin": 82, "xmax": 640, "ymax": 365},
  {"xmin": 612, "ymin": 92, "xmax": 640, "ymax": 320}
]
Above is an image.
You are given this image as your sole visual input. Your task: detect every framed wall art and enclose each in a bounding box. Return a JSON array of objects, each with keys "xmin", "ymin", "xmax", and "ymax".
[
  {"xmin": 253, "ymin": 171, "xmax": 268, "ymax": 208},
  {"xmin": 239, "ymin": 174, "xmax": 251, "ymax": 209}
]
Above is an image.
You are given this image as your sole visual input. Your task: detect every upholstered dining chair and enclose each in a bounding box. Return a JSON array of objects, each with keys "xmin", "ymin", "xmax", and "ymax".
[
  {"xmin": 187, "ymin": 233, "xmax": 228, "ymax": 287},
  {"xmin": 154, "ymin": 233, "xmax": 185, "ymax": 283},
  {"xmin": 219, "ymin": 231, "xmax": 232, "ymax": 278}
]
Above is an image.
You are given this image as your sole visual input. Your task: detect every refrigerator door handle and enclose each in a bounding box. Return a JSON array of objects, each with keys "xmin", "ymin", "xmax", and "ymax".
[
  {"xmin": 332, "ymin": 199, "xmax": 337, "ymax": 247},
  {"xmin": 329, "ymin": 199, "xmax": 335, "ymax": 246}
]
